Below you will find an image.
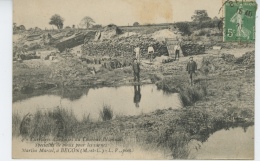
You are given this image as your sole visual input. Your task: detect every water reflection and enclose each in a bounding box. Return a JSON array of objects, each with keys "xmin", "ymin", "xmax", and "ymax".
[
  {"xmin": 13, "ymin": 86, "xmax": 89, "ymax": 102},
  {"xmin": 133, "ymin": 85, "xmax": 141, "ymax": 108},
  {"xmin": 61, "ymin": 87, "xmax": 89, "ymax": 101}
]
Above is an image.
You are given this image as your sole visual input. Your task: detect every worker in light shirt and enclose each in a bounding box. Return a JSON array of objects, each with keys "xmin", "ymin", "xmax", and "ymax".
[
  {"xmin": 134, "ymin": 46, "xmax": 141, "ymax": 63},
  {"xmin": 148, "ymin": 45, "xmax": 154, "ymax": 62},
  {"xmin": 174, "ymin": 42, "xmax": 181, "ymax": 61}
]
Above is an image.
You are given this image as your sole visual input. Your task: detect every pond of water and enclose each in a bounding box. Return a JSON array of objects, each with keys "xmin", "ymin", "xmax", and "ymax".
[
  {"xmin": 13, "ymin": 84, "xmax": 183, "ymax": 121},
  {"xmin": 189, "ymin": 126, "xmax": 254, "ymax": 159}
]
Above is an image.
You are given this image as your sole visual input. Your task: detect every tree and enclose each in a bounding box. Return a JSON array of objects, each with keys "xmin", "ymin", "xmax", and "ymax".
[
  {"xmin": 133, "ymin": 22, "xmax": 139, "ymax": 26},
  {"xmin": 18, "ymin": 25, "xmax": 26, "ymax": 31},
  {"xmin": 213, "ymin": 16, "xmax": 219, "ymax": 21},
  {"xmin": 13, "ymin": 23, "xmax": 26, "ymax": 33},
  {"xmin": 13, "ymin": 23, "xmax": 17, "ymax": 29},
  {"xmin": 79, "ymin": 16, "xmax": 95, "ymax": 29},
  {"xmin": 13, "ymin": 23, "xmax": 17, "ymax": 32},
  {"xmin": 34, "ymin": 27, "xmax": 42, "ymax": 31},
  {"xmin": 174, "ymin": 22, "xmax": 192, "ymax": 36},
  {"xmin": 49, "ymin": 14, "xmax": 64, "ymax": 29},
  {"xmin": 191, "ymin": 10, "xmax": 211, "ymax": 22}
]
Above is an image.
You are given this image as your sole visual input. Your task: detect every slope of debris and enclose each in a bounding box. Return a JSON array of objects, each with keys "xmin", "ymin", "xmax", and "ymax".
[{"xmin": 235, "ymin": 51, "xmax": 255, "ymax": 67}]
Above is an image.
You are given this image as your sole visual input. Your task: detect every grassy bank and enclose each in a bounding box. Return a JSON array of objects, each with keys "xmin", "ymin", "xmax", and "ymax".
[
  {"xmin": 156, "ymin": 76, "xmax": 207, "ymax": 106},
  {"xmin": 13, "ymin": 104, "xmax": 254, "ymax": 159}
]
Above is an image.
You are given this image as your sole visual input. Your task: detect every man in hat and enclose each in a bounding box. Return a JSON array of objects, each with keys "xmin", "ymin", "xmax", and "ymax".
[
  {"xmin": 132, "ymin": 58, "xmax": 140, "ymax": 82},
  {"xmin": 186, "ymin": 57, "xmax": 197, "ymax": 85}
]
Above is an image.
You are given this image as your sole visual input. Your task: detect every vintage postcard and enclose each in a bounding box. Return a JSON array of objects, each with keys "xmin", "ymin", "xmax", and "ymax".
[{"xmin": 12, "ymin": 0, "xmax": 256, "ymax": 159}]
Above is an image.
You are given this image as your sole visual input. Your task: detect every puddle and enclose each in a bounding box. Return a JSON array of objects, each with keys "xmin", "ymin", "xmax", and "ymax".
[
  {"xmin": 189, "ymin": 126, "xmax": 254, "ymax": 159},
  {"xmin": 13, "ymin": 84, "xmax": 183, "ymax": 121}
]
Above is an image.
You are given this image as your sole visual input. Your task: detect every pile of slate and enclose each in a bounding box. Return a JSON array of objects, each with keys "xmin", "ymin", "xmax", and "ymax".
[
  {"xmin": 82, "ymin": 35, "xmax": 169, "ymax": 57},
  {"xmin": 180, "ymin": 41, "xmax": 206, "ymax": 56}
]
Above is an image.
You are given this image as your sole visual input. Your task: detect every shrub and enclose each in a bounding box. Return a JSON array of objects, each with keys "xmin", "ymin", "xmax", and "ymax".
[
  {"xmin": 99, "ymin": 104, "xmax": 113, "ymax": 121},
  {"xmin": 197, "ymin": 30, "xmax": 210, "ymax": 36},
  {"xmin": 12, "ymin": 112, "xmax": 22, "ymax": 136},
  {"xmin": 157, "ymin": 127, "xmax": 190, "ymax": 159},
  {"xmin": 200, "ymin": 20, "xmax": 218, "ymax": 28},
  {"xmin": 50, "ymin": 107, "xmax": 78, "ymax": 136},
  {"xmin": 235, "ymin": 51, "xmax": 255, "ymax": 67},
  {"xmin": 150, "ymin": 74, "xmax": 162, "ymax": 83},
  {"xmin": 30, "ymin": 110, "xmax": 57, "ymax": 138},
  {"xmin": 170, "ymin": 132, "xmax": 190, "ymax": 159},
  {"xmin": 156, "ymin": 77, "xmax": 207, "ymax": 106},
  {"xmin": 174, "ymin": 22, "xmax": 192, "ymax": 36},
  {"xmin": 133, "ymin": 22, "xmax": 140, "ymax": 26},
  {"xmin": 15, "ymin": 107, "xmax": 79, "ymax": 138},
  {"xmin": 190, "ymin": 20, "xmax": 219, "ymax": 29},
  {"xmin": 82, "ymin": 113, "xmax": 91, "ymax": 123},
  {"xmin": 156, "ymin": 78, "xmax": 180, "ymax": 93}
]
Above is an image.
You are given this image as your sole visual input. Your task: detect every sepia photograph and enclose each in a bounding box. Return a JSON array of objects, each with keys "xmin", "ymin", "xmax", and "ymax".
[{"xmin": 12, "ymin": 0, "xmax": 256, "ymax": 159}]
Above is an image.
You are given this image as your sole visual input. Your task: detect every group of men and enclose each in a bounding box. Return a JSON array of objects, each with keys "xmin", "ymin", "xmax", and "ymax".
[
  {"xmin": 133, "ymin": 42, "xmax": 181, "ymax": 63},
  {"xmin": 134, "ymin": 45, "xmax": 154, "ymax": 63},
  {"xmin": 132, "ymin": 43, "xmax": 197, "ymax": 86}
]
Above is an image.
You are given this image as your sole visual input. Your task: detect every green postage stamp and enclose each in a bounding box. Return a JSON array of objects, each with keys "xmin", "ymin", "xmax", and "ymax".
[{"xmin": 224, "ymin": 1, "xmax": 257, "ymax": 42}]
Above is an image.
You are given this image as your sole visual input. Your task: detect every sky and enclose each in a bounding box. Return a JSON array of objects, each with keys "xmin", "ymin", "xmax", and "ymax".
[{"xmin": 13, "ymin": 0, "xmax": 223, "ymax": 29}]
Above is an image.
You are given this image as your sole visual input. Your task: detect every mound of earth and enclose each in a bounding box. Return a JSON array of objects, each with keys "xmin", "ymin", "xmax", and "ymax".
[
  {"xmin": 151, "ymin": 29, "xmax": 181, "ymax": 41},
  {"xmin": 100, "ymin": 24, "xmax": 122, "ymax": 40}
]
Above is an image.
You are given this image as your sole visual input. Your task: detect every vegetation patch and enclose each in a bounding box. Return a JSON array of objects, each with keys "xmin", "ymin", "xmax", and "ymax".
[
  {"xmin": 99, "ymin": 104, "xmax": 114, "ymax": 121},
  {"xmin": 156, "ymin": 76, "xmax": 207, "ymax": 106}
]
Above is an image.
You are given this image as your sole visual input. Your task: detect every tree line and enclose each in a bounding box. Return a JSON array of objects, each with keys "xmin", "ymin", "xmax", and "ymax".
[{"xmin": 14, "ymin": 10, "xmax": 220, "ymax": 31}]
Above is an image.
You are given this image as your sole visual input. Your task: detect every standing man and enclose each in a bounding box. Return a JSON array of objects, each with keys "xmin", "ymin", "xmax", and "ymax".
[
  {"xmin": 134, "ymin": 46, "xmax": 141, "ymax": 62},
  {"xmin": 132, "ymin": 58, "xmax": 140, "ymax": 82},
  {"xmin": 186, "ymin": 57, "xmax": 197, "ymax": 86},
  {"xmin": 148, "ymin": 45, "xmax": 154, "ymax": 62},
  {"xmin": 174, "ymin": 42, "xmax": 181, "ymax": 61}
]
